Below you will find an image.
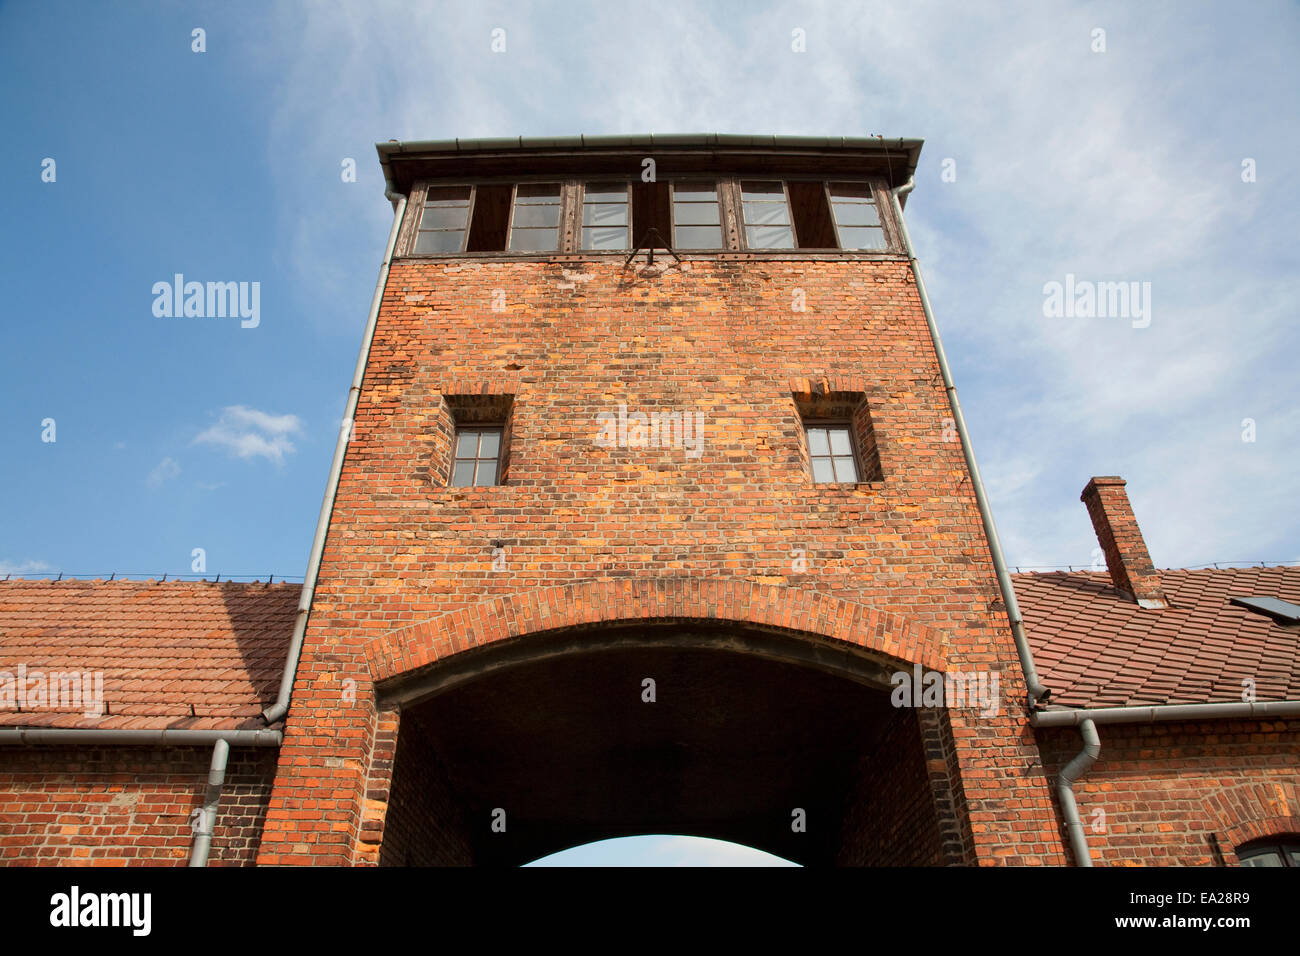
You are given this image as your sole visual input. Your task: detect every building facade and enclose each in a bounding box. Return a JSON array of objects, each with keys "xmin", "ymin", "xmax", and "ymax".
[{"xmin": 1, "ymin": 136, "xmax": 1296, "ymax": 866}]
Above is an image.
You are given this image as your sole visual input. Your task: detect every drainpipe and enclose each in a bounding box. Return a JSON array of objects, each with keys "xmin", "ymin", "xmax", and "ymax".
[
  {"xmin": 1056, "ymin": 718, "xmax": 1100, "ymax": 867},
  {"xmin": 1032, "ymin": 699, "xmax": 1300, "ymax": 727},
  {"xmin": 0, "ymin": 728, "xmax": 280, "ymax": 868},
  {"xmin": 0, "ymin": 728, "xmax": 281, "ymax": 746},
  {"xmin": 262, "ymin": 188, "xmax": 408, "ymax": 725},
  {"xmin": 887, "ymin": 177, "xmax": 1050, "ymax": 707},
  {"xmin": 188, "ymin": 739, "xmax": 229, "ymax": 867},
  {"xmin": 1031, "ymin": 699, "xmax": 1300, "ymax": 866}
]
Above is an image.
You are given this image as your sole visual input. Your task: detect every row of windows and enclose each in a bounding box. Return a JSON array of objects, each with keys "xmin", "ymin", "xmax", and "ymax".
[
  {"xmin": 411, "ymin": 179, "xmax": 890, "ymax": 255},
  {"xmin": 449, "ymin": 423, "xmax": 862, "ymax": 487}
]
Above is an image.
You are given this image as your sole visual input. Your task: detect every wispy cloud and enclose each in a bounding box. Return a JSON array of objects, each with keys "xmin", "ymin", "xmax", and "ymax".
[
  {"xmin": 0, "ymin": 559, "xmax": 54, "ymax": 576},
  {"xmin": 193, "ymin": 405, "xmax": 303, "ymax": 464},
  {"xmin": 146, "ymin": 456, "xmax": 181, "ymax": 488}
]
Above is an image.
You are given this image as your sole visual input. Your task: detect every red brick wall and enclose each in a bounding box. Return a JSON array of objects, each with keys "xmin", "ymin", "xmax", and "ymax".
[
  {"xmin": 836, "ymin": 708, "xmax": 945, "ymax": 865},
  {"xmin": 1036, "ymin": 719, "xmax": 1300, "ymax": 865},
  {"xmin": 377, "ymin": 710, "xmax": 472, "ymax": 866},
  {"xmin": 259, "ymin": 256, "xmax": 1066, "ymax": 865},
  {"xmin": 0, "ymin": 746, "xmax": 277, "ymax": 866}
]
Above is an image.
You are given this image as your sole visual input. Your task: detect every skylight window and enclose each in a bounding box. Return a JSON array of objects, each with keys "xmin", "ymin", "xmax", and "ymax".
[{"xmin": 1229, "ymin": 596, "xmax": 1300, "ymax": 624}]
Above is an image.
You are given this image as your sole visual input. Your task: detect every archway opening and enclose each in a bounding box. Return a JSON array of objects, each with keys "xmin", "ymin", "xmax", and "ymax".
[
  {"xmin": 526, "ymin": 835, "xmax": 800, "ymax": 866},
  {"xmin": 376, "ymin": 623, "xmax": 967, "ymax": 867}
]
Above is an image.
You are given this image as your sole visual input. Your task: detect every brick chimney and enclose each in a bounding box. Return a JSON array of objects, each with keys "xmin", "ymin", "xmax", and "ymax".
[{"xmin": 1080, "ymin": 476, "xmax": 1167, "ymax": 608}]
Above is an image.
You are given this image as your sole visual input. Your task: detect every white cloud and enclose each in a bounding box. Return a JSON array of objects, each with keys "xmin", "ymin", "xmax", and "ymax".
[
  {"xmin": 252, "ymin": 0, "xmax": 1299, "ymax": 575},
  {"xmin": 0, "ymin": 559, "xmax": 53, "ymax": 576},
  {"xmin": 146, "ymin": 456, "xmax": 181, "ymax": 488},
  {"xmin": 193, "ymin": 406, "xmax": 303, "ymax": 464}
]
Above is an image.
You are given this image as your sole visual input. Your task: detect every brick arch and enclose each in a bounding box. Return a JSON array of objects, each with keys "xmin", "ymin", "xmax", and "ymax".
[
  {"xmin": 363, "ymin": 577, "xmax": 950, "ymax": 685},
  {"xmin": 1202, "ymin": 782, "xmax": 1300, "ymax": 864}
]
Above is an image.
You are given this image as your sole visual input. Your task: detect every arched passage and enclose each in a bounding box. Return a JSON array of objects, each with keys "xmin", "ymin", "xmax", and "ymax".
[{"xmin": 368, "ymin": 619, "xmax": 975, "ymax": 867}]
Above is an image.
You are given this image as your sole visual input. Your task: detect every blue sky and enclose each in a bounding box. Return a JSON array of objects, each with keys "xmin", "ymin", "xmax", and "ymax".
[{"xmin": 2, "ymin": 1, "xmax": 1297, "ymax": 865}]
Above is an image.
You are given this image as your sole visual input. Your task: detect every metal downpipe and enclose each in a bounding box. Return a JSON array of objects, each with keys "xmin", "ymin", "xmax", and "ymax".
[
  {"xmin": 188, "ymin": 738, "xmax": 230, "ymax": 867},
  {"xmin": 262, "ymin": 190, "xmax": 408, "ymax": 725},
  {"xmin": 1057, "ymin": 718, "xmax": 1101, "ymax": 867},
  {"xmin": 887, "ymin": 177, "xmax": 1050, "ymax": 707}
]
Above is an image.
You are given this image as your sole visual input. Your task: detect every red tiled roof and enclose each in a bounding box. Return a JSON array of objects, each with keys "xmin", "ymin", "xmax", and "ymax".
[
  {"xmin": 1015, "ymin": 566, "xmax": 1300, "ymax": 708},
  {"xmin": 0, "ymin": 580, "xmax": 298, "ymax": 731},
  {"xmin": 1, "ymin": 567, "xmax": 1295, "ymax": 730}
]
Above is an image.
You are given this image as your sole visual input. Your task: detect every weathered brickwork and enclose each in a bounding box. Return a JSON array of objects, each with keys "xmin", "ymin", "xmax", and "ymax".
[
  {"xmin": 1037, "ymin": 720, "xmax": 1300, "ymax": 865},
  {"xmin": 0, "ymin": 746, "xmax": 276, "ymax": 866},
  {"xmin": 257, "ymin": 254, "xmax": 1067, "ymax": 865},
  {"xmin": 375, "ymin": 709, "xmax": 472, "ymax": 866}
]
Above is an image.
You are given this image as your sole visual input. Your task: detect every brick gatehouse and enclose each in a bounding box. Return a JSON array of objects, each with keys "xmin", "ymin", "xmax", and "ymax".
[{"xmin": 2, "ymin": 136, "xmax": 1296, "ymax": 866}]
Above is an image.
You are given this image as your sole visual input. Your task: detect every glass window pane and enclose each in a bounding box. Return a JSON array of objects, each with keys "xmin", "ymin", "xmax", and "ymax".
[
  {"xmin": 837, "ymin": 227, "xmax": 887, "ymax": 250},
  {"xmin": 456, "ymin": 431, "xmax": 480, "ymax": 456},
  {"xmin": 745, "ymin": 225, "xmax": 795, "ymax": 249},
  {"xmin": 512, "ymin": 204, "xmax": 560, "ymax": 228},
  {"xmin": 832, "ymin": 202, "xmax": 881, "ymax": 227},
  {"xmin": 828, "ymin": 183, "xmax": 873, "ymax": 202},
  {"xmin": 1240, "ymin": 851, "xmax": 1284, "ymax": 867},
  {"xmin": 516, "ymin": 183, "xmax": 561, "ymax": 202},
  {"xmin": 741, "ymin": 182, "xmax": 785, "ymax": 201},
  {"xmin": 674, "ymin": 226, "xmax": 722, "ymax": 249},
  {"xmin": 673, "ymin": 203, "xmax": 720, "ymax": 225},
  {"xmin": 743, "ymin": 201, "xmax": 790, "ymax": 226},
  {"xmin": 582, "ymin": 226, "xmax": 628, "ymax": 250},
  {"xmin": 478, "ymin": 431, "xmax": 500, "ymax": 458},
  {"xmin": 414, "ymin": 230, "xmax": 464, "ymax": 253},
  {"xmin": 420, "ymin": 205, "xmax": 470, "ymax": 229},
  {"xmin": 807, "ymin": 428, "xmax": 829, "ymax": 455},
  {"xmin": 811, "ymin": 458, "xmax": 835, "ymax": 483},
  {"xmin": 451, "ymin": 460, "xmax": 476, "ymax": 486},
  {"xmin": 583, "ymin": 185, "xmax": 628, "ymax": 203},
  {"xmin": 832, "ymin": 456, "xmax": 859, "ymax": 482},
  {"xmin": 829, "ymin": 429, "xmax": 852, "ymax": 455},
  {"xmin": 673, "ymin": 183, "xmax": 717, "ymax": 202},
  {"xmin": 474, "ymin": 460, "xmax": 497, "ymax": 486},
  {"xmin": 583, "ymin": 203, "xmax": 628, "ymax": 226},
  {"xmin": 1288, "ymin": 848, "xmax": 1300, "ymax": 865},
  {"xmin": 425, "ymin": 186, "xmax": 472, "ymax": 205},
  {"xmin": 509, "ymin": 228, "xmax": 559, "ymax": 252}
]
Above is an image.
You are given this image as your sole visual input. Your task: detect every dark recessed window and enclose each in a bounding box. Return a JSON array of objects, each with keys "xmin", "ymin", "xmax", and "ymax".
[
  {"xmin": 828, "ymin": 182, "xmax": 887, "ymax": 251},
  {"xmin": 450, "ymin": 427, "xmax": 504, "ymax": 487},
  {"xmin": 671, "ymin": 182, "xmax": 723, "ymax": 249},
  {"xmin": 806, "ymin": 424, "xmax": 859, "ymax": 483},
  {"xmin": 415, "ymin": 185, "xmax": 473, "ymax": 253},
  {"xmin": 1237, "ymin": 838, "xmax": 1300, "ymax": 867},
  {"xmin": 741, "ymin": 181, "xmax": 796, "ymax": 249},
  {"xmin": 582, "ymin": 183, "xmax": 631, "ymax": 250},
  {"xmin": 508, "ymin": 184, "xmax": 563, "ymax": 252}
]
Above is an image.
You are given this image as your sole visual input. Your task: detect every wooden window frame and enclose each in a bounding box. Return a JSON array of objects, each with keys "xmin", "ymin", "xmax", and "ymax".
[
  {"xmin": 668, "ymin": 180, "xmax": 725, "ymax": 251},
  {"xmin": 803, "ymin": 420, "xmax": 862, "ymax": 485},
  {"xmin": 737, "ymin": 179, "xmax": 798, "ymax": 251},
  {"xmin": 398, "ymin": 176, "xmax": 900, "ymax": 256},
  {"xmin": 825, "ymin": 181, "xmax": 890, "ymax": 253},
  {"xmin": 449, "ymin": 425, "xmax": 506, "ymax": 488},
  {"xmin": 578, "ymin": 181, "xmax": 633, "ymax": 251},
  {"xmin": 412, "ymin": 184, "xmax": 476, "ymax": 255},
  {"xmin": 506, "ymin": 182, "xmax": 564, "ymax": 254}
]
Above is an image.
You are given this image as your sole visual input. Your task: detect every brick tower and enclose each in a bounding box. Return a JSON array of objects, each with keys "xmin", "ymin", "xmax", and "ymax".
[{"xmin": 256, "ymin": 135, "xmax": 1067, "ymax": 866}]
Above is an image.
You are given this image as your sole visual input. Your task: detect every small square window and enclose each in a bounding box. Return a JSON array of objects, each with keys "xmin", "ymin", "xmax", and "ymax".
[
  {"xmin": 805, "ymin": 425, "xmax": 859, "ymax": 483},
  {"xmin": 450, "ymin": 427, "xmax": 505, "ymax": 487}
]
